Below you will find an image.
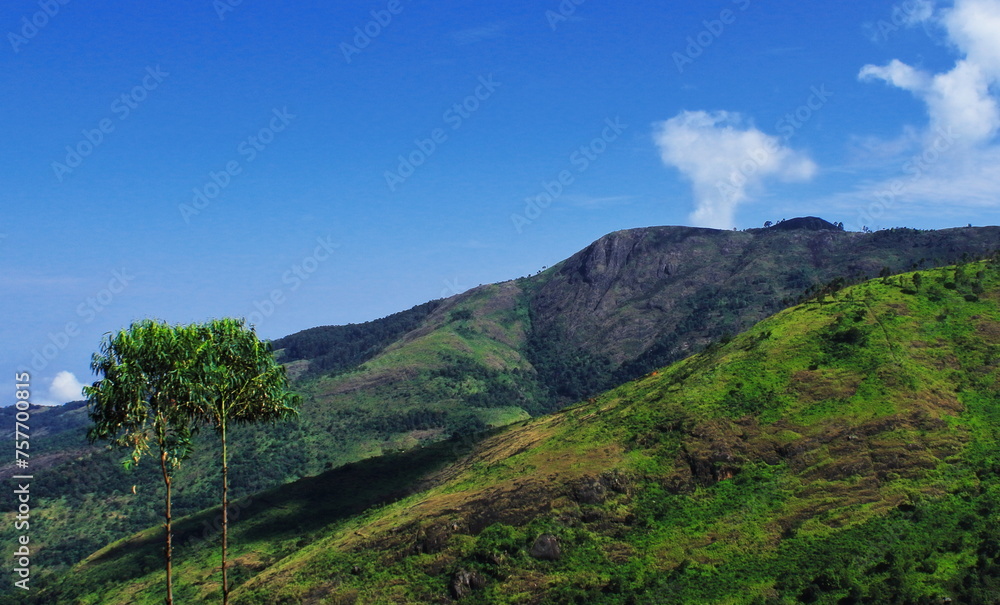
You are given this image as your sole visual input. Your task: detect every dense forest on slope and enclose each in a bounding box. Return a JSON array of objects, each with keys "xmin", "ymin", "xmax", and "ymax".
[
  {"xmin": 272, "ymin": 300, "xmax": 442, "ymax": 379},
  {"xmin": 15, "ymin": 254, "xmax": 1000, "ymax": 604}
]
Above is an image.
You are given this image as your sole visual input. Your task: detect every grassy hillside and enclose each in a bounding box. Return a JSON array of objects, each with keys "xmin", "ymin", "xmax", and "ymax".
[{"xmin": 24, "ymin": 255, "xmax": 1000, "ymax": 604}]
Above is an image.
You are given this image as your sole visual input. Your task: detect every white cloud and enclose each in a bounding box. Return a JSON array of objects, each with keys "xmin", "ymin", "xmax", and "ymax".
[
  {"xmin": 48, "ymin": 371, "xmax": 86, "ymax": 404},
  {"xmin": 843, "ymin": 0, "xmax": 1000, "ymax": 221},
  {"xmin": 944, "ymin": 0, "xmax": 1000, "ymax": 77},
  {"xmin": 860, "ymin": 0, "xmax": 1000, "ymax": 146},
  {"xmin": 861, "ymin": 59, "xmax": 999, "ymax": 144},
  {"xmin": 653, "ymin": 110, "xmax": 817, "ymax": 229},
  {"xmin": 907, "ymin": 0, "xmax": 937, "ymax": 25}
]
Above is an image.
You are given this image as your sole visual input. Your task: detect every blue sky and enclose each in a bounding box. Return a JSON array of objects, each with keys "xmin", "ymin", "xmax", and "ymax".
[{"xmin": 2, "ymin": 0, "xmax": 999, "ymax": 404}]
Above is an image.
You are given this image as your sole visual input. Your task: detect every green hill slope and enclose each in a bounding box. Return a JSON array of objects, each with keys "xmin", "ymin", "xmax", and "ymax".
[{"xmin": 26, "ymin": 255, "xmax": 1000, "ymax": 604}]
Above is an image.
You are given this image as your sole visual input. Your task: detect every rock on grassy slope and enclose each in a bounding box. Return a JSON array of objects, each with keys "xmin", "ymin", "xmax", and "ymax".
[{"xmin": 28, "ymin": 256, "xmax": 1000, "ymax": 604}]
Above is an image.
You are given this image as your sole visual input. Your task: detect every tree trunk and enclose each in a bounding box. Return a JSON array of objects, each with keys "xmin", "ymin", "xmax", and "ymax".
[
  {"xmin": 160, "ymin": 449, "xmax": 174, "ymax": 605},
  {"xmin": 221, "ymin": 418, "xmax": 229, "ymax": 605}
]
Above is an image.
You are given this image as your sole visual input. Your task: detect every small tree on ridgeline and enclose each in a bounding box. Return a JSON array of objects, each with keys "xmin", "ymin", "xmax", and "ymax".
[
  {"xmin": 84, "ymin": 320, "xmax": 200, "ymax": 605},
  {"xmin": 189, "ymin": 318, "xmax": 300, "ymax": 605}
]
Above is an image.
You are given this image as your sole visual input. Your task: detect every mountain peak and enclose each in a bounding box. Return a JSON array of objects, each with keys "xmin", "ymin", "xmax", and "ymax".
[{"xmin": 768, "ymin": 216, "xmax": 843, "ymax": 231}]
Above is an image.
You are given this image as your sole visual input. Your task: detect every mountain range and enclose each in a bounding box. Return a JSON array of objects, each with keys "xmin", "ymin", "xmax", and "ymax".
[{"xmin": 3, "ymin": 219, "xmax": 1000, "ymax": 603}]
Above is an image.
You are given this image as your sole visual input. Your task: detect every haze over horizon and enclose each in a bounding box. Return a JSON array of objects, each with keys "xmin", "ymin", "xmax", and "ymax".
[{"xmin": 3, "ymin": 0, "xmax": 1000, "ymax": 404}]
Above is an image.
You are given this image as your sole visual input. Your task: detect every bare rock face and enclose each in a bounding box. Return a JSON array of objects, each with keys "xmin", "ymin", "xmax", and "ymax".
[
  {"xmin": 572, "ymin": 476, "xmax": 608, "ymax": 504},
  {"xmin": 529, "ymin": 534, "xmax": 562, "ymax": 561},
  {"xmin": 600, "ymin": 471, "xmax": 633, "ymax": 494},
  {"xmin": 450, "ymin": 569, "xmax": 486, "ymax": 599},
  {"xmin": 412, "ymin": 523, "xmax": 454, "ymax": 555}
]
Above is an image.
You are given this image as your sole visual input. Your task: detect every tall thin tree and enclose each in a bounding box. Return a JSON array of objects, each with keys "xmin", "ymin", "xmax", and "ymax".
[
  {"xmin": 189, "ymin": 318, "xmax": 299, "ymax": 604},
  {"xmin": 84, "ymin": 320, "xmax": 199, "ymax": 605}
]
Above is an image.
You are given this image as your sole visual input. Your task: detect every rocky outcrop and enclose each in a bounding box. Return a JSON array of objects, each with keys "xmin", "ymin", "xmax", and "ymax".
[
  {"xmin": 450, "ymin": 569, "xmax": 486, "ymax": 599},
  {"xmin": 529, "ymin": 534, "xmax": 562, "ymax": 561}
]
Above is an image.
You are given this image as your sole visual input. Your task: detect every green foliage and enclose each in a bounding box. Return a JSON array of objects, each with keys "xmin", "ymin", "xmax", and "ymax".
[
  {"xmin": 429, "ymin": 354, "xmax": 546, "ymax": 415},
  {"xmin": 190, "ymin": 319, "xmax": 300, "ymax": 432},
  {"xmin": 83, "ymin": 319, "xmax": 205, "ymax": 604},
  {"xmin": 450, "ymin": 309, "xmax": 475, "ymax": 322},
  {"xmin": 185, "ymin": 318, "xmax": 300, "ymax": 604},
  {"xmin": 272, "ymin": 301, "xmax": 440, "ymax": 378},
  {"xmin": 84, "ymin": 320, "xmax": 198, "ymax": 470},
  {"xmin": 525, "ymin": 318, "xmax": 614, "ymax": 404}
]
